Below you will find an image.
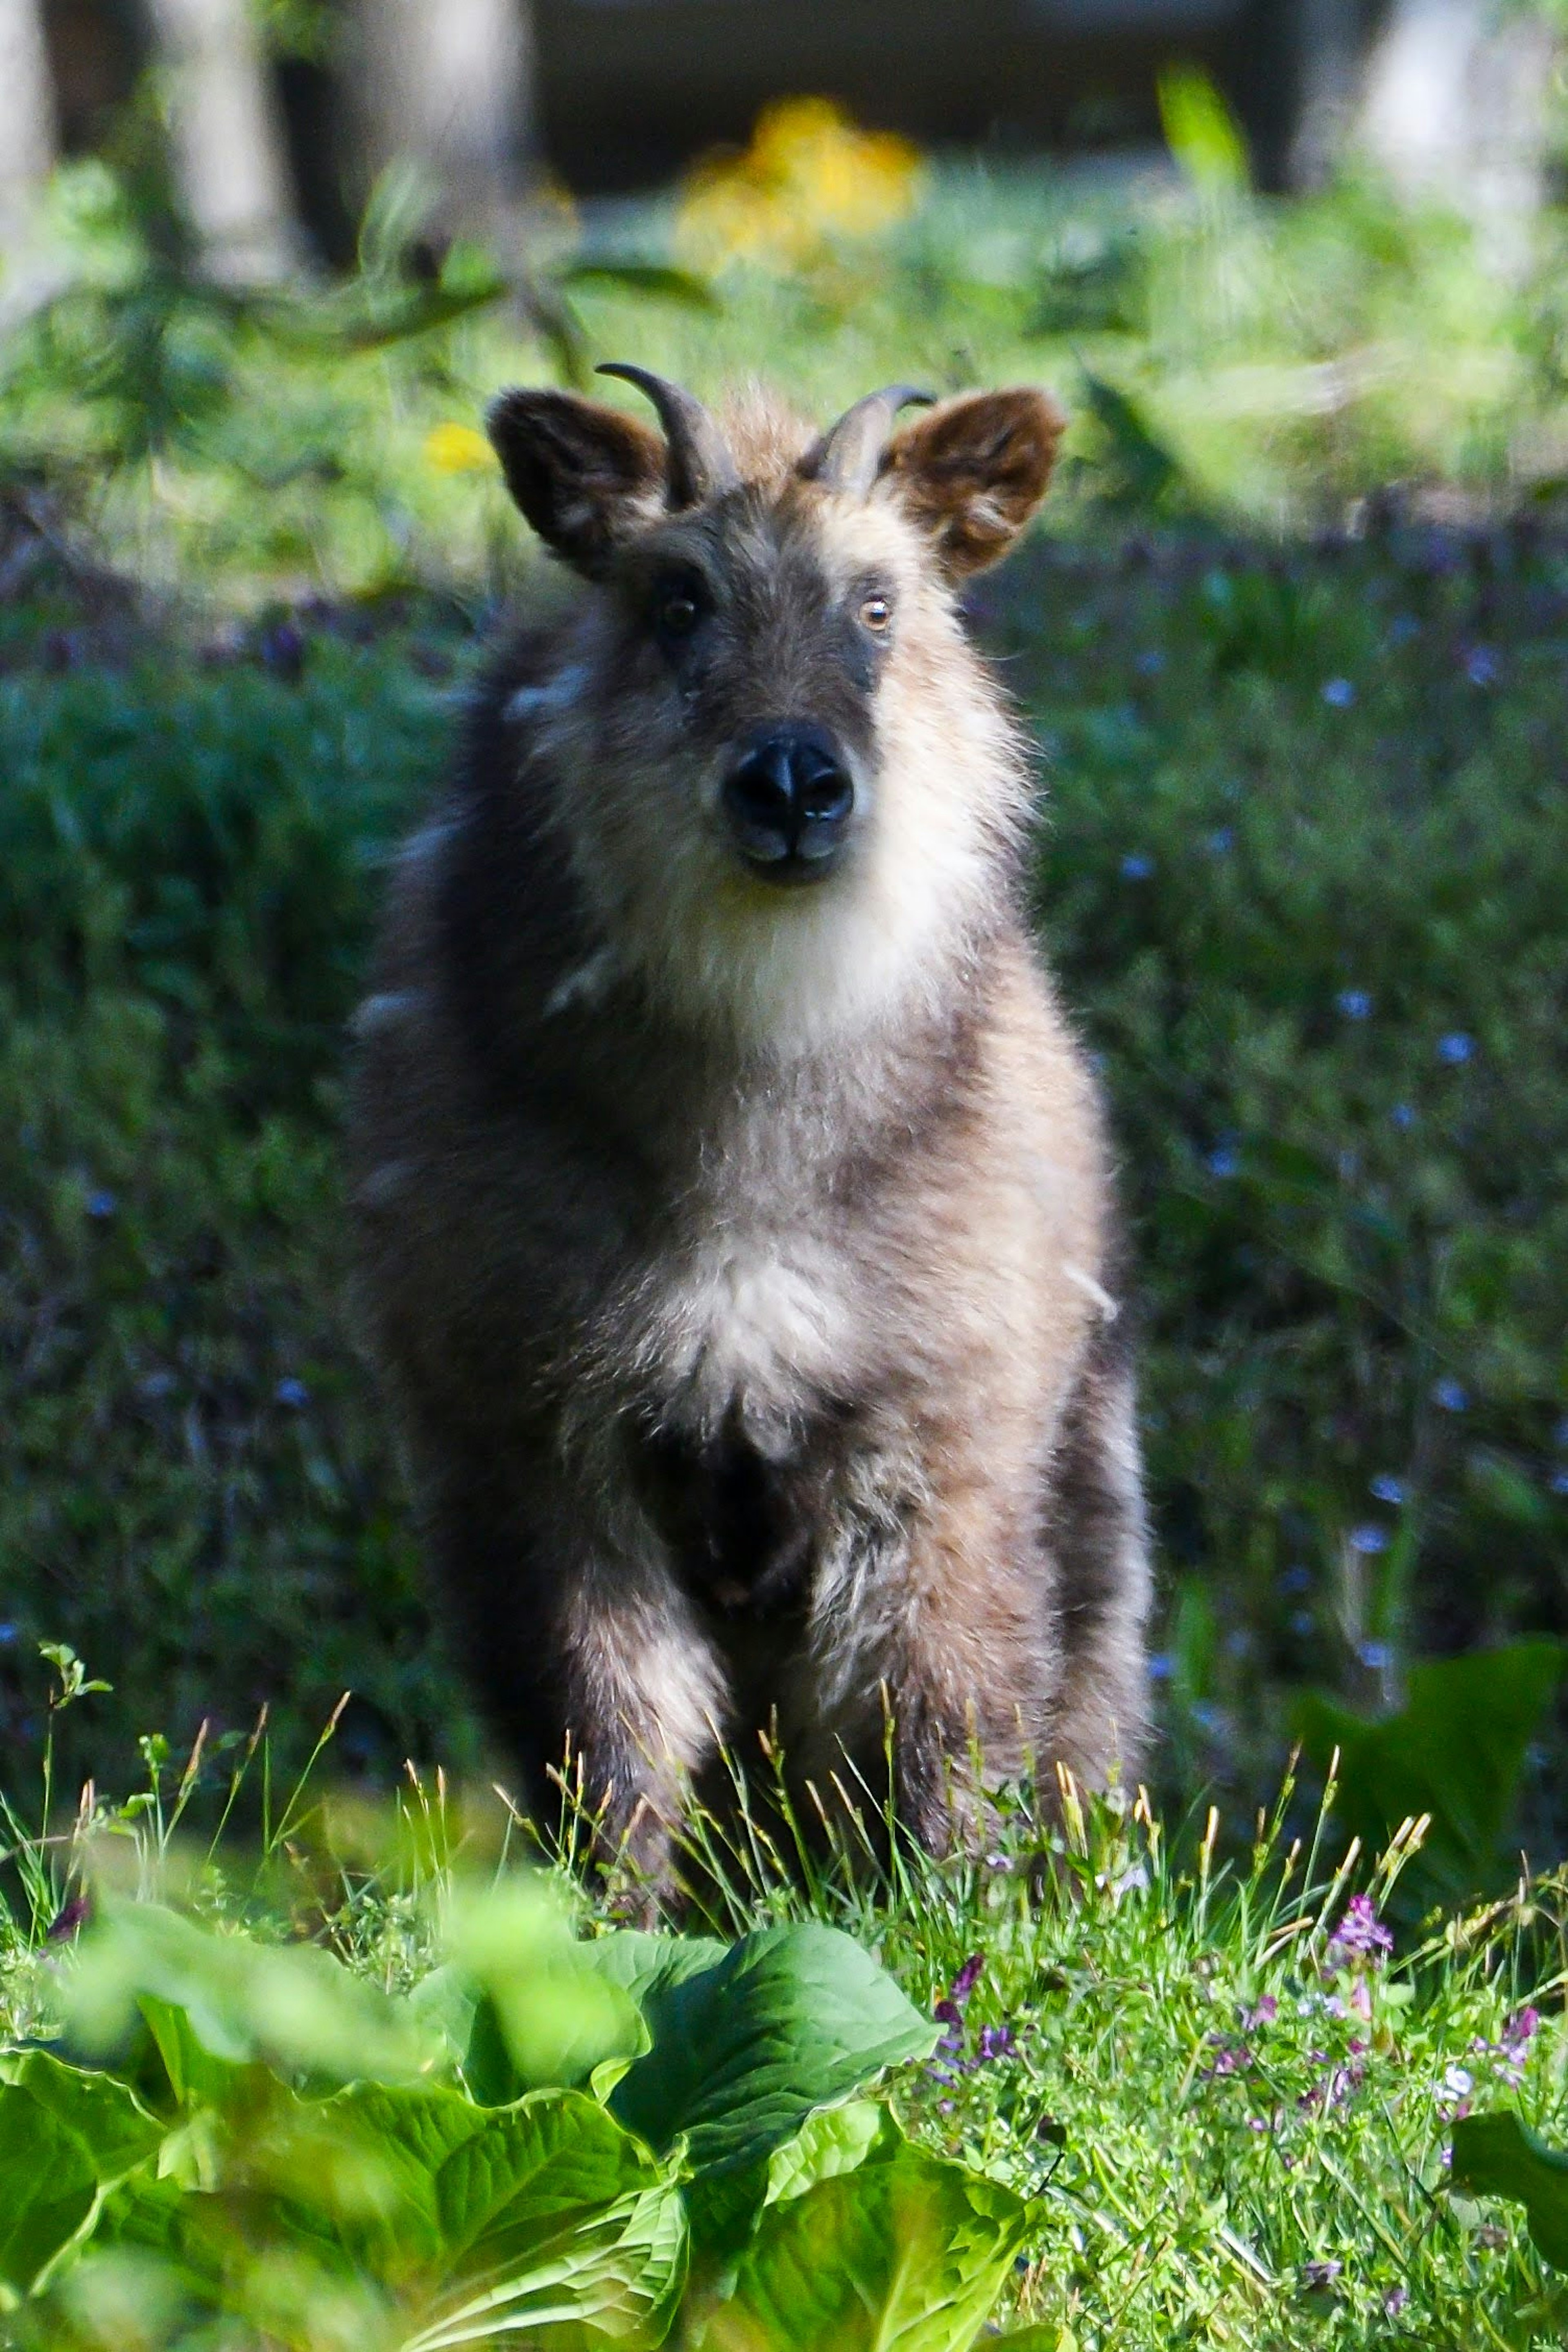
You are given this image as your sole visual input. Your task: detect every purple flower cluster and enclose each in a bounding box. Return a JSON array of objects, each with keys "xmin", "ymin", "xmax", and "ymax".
[
  {"xmin": 1297, "ymin": 2047, "xmax": 1368, "ymax": 2117},
  {"xmin": 1466, "ymin": 2006, "xmax": 1539, "ymax": 2092},
  {"xmin": 1325, "ymin": 1894, "xmax": 1393, "ymax": 1969},
  {"xmin": 928, "ymin": 1955, "xmax": 1018, "ymax": 2107},
  {"xmin": 1200, "ymin": 1994, "xmax": 1278, "ymax": 2086}
]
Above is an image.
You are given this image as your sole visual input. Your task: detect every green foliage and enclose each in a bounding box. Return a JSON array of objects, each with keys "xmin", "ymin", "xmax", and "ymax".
[
  {"xmin": 4, "ymin": 516, "xmax": 1568, "ymax": 1814},
  {"xmin": 593, "ymin": 1925, "xmax": 936, "ymax": 2249},
  {"xmin": 1453, "ymin": 2111, "xmax": 1568, "ymax": 2272},
  {"xmin": 696, "ymin": 2125, "xmax": 1032, "ymax": 2352},
  {"xmin": 1296, "ymin": 1643, "xmax": 1566, "ymax": 1912},
  {"xmin": 1156, "ymin": 67, "xmax": 1251, "ymax": 199},
  {"xmin": 993, "ymin": 526, "xmax": 1568, "ymax": 1813},
  {"xmin": 11, "ymin": 140, "xmax": 1568, "ymax": 598},
  {"xmin": 5, "ymin": 1759, "xmax": 1568, "ymax": 2346},
  {"xmin": 0, "ymin": 1887, "xmax": 982, "ymax": 2348}
]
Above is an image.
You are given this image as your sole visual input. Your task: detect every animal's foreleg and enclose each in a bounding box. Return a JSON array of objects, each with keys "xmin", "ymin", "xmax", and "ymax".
[
  {"xmin": 421, "ymin": 1444, "xmax": 727, "ymax": 1905},
  {"xmin": 555, "ymin": 1571, "xmax": 730, "ymax": 1901},
  {"xmin": 1043, "ymin": 1339, "xmax": 1152, "ymax": 1795},
  {"xmin": 809, "ymin": 1478, "xmax": 1056, "ymax": 1856}
]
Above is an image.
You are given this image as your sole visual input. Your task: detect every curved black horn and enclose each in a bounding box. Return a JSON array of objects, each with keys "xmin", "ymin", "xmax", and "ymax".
[
  {"xmin": 800, "ymin": 384, "xmax": 936, "ymax": 494},
  {"xmin": 595, "ymin": 363, "xmax": 738, "ymax": 507}
]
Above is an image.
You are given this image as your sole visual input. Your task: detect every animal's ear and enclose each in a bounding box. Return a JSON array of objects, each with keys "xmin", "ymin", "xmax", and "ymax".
[
  {"xmin": 486, "ymin": 387, "xmax": 667, "ymax": 575},
  {"xmin": 878, "ymin": 388, "xmax": 1066, "ymax": 575}
]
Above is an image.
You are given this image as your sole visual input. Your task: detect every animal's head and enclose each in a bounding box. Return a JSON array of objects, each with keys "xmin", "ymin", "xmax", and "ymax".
[{"xmin": 486, "ymin": 367, "xmax": 1065, "ymax": 1049}]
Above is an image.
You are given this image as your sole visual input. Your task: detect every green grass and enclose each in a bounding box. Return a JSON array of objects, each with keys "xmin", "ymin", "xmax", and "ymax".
[
  {"xmin": 2, "ymin": 515, "xmax": 1565, "ymax": 1813},
  {"xmin": 2, "ymin": 1695, "xmax": 1567, "ymax": 2348}
]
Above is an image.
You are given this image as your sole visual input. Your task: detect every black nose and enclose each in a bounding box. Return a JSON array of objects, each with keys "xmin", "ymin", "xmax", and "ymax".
[{"xmin": 721, "ymin": 725, "xmax": 854, "ymax": 877}]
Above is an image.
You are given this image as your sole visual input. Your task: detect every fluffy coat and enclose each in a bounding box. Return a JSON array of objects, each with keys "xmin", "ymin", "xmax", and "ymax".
[{"xmin": 347, "ymin": 375, "xmax": 1151, "ymax": 1893}]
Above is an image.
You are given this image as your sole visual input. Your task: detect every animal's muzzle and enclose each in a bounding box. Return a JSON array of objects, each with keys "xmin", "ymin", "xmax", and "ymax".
[{"xmin": 721, "ymin": 724, "xmax": 854, "ymax": 881}]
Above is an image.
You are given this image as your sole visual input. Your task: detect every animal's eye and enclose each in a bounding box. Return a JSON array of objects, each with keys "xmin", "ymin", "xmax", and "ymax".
[
  {"xmin": 653, "ymin": 575, "xmax": 706, "ymax": 641},
  {"xmin": 860, "ymin": 593, "xmax": 893, "ymax": 634}
]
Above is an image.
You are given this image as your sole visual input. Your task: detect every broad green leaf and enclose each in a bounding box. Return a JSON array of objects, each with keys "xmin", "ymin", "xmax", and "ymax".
[
  {"xmin": 423, "ymin": 1887, "xmax": 650, "ymax": 2105},
  {"xmin": 1294, "ymin": 1640, "xmax": 1566, "ymax": 1910},
  {"xmin": 762, "ymin": 2103, "xmax": 891, "ymax": 2210},
  {"xmin": 698, "ymin": 2138, "xmax": 1032, "ymax": 2352},
  {"xmin": 0, "ymin": 2049, "xmax": 165, "ymax": 2184},
  {"xmin": 136, "ymin": 1991, "xmax": 256, "ymax": 2113},
  {"xmin": 94, "ymin": 2164, "xmax": 220, "ymax": 2273},
  {"xmin": 560, "ymin": 261, "xmax": 717, "ymax": 310},
  {"xmin": 1451, "ymin": 2110, "xmax": 1568, "ymax": 2268},
  {"xmin": 1156, "ymin": 65, "xmax": 1250, "ymax": 196},
  {"xmin": 0, "ymin": 2083, "xmax": 100, "ymax": 2302},
  {"xmin": 65, "ymin": 1899, "xmax": 435, "ymax": 2089},
  {"xmin": 401, "ymin": 2091, "xmax": 686, "ymax": 2350},
  {"xmin": 608, "ymin": 1924, "xmax": 937, "ymax": 2174},
  {"xmin": 90, "ymin": 2081, "xmax": 686, "ymax": 2351},
  {"xmin": 584, "ymin": 1931, "xmax": 729, "ymax": 2016},
  {"xmin": 301, "ymin": 2080, "xmax": 491, "ymax": 2267}
]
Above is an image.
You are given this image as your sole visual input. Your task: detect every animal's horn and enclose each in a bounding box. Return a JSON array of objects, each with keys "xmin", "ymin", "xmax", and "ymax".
[
  {"xmin": 800, "ymin": 384, "xmax": 936, "ymax": 494},
  {"xmin": 595, "ymin": 363, "xmax": 739, "ymax": 507}
]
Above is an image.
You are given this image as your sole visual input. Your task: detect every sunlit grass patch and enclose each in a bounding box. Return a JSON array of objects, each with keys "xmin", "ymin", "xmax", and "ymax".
[{"xmin": 3, "ymin": 1683, "xmax": 1568, "ymax": 2348}]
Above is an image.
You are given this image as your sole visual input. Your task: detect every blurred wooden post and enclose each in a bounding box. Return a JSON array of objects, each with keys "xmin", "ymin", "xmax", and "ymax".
[
  {"xmin": 1357, "ymin": 0, "xmax": 1554, "ymax": 252},
  {"xmin": 355, "ymin": 0, "xmax": 537, "ymax": 238},
  {"xmin": 0, "ymin": 0, "xmax": 58, "ymax": 231},
  {"xmin": 143, "ymin": 0, "xmax": 298, "ymax": 277}
]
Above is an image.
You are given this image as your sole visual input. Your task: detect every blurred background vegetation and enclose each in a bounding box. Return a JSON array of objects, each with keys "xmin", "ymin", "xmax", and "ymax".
[{"xmin": 2, "ymin": 0, "xmax": 1568, "ymax": 1861}]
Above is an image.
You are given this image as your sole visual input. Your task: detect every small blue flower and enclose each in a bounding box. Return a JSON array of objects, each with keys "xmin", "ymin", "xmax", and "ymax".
[
  {"xmin": 1433, "ymin": 1377, "xmax": 1469, "ymax": 1413},
  {"xmin": 1464, "ymin": 646, "xmax": 1499, "ymax": 687},
  {"xmin": 1387, "ymin": 615, "xmax": 1421, "ymax": 646},
  {"xmin": 1336, "ymin": 989, "xmax": 1372, "ymax": 1020},
  {"xmin": 1190, "ymin": 1702, "xmax": 1223, "ymax": 1735},
  {"xmin": 87, "ymin": 1190, "xmax": 118, "ymax": 1220},
  {"xmin": 1206, "ymin": 827, "xmax": 1235, "ymax": 855},
  {"xmin": 1437, "ymin": 1031, "xmax": 1474, "ymax": 1065},
  {"xmin": 1225, "ymin": 1628, "xmax": 1251, "ymax": 1658},
  {"xmin": 1370, "ymin": 1473, "xmax": 1406, "ymax": 1506},
  {"xmin": 1147, "ymin": 1652, "xmax": 1174, "ymax": 1681},
  {"xmin": 1135, "ymin": 649, "xmax": 1165, "ymax": 676},
  {"xmin": 1290, "ymin": 1610, "xmax": 1314, "ymax": 1637},
  {"xmin": 1349, "ymin": 1523, "xmax": 1390, "ymax": 1555},
  {"xmin": 1550, "ymin": 1470, "xmax": 1568, "ymax": 1497},
  {"xmin": 1207, "ymin": 1143, "xmax": 1241, "ymax": 1179},
  {"xmin": 1391, "ymin": 1102, "xmax": 1416, "ymax": 1131},
  {"xmin": 1121, "ymin": 853, "xmax": 1154, "ymax": 880},
  {"xmin": 1280, "ymin": 1564, "xmax": 1312, "ymax": 1595},
  {"xmin": 1555, "ymin": 1417, "xmax": 1568, "ymax": 1449},
  {"xmin": 1322, "ymin": 677, "xmax": 1356, "ymax": 708},
  {"xmin": 275, "ymin": 1377, "xmax": 310, "ymax": 1409},
  {"xmin": 1358, "ymin": 1640, "xmax": 1392, "ymax": 1671},
  {"xmin": 0, "ymin": 1622, "xmax": 17, "ymax": 1647}
]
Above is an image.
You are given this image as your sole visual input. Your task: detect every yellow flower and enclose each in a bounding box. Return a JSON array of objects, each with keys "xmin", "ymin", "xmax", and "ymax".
[
  {"xmin": 677, "ymin": 97, "xmax": 923, "ymax": 274},
  {"xmin": 423, "ymin": 423, "xmax": 497, "ymax": 475}
]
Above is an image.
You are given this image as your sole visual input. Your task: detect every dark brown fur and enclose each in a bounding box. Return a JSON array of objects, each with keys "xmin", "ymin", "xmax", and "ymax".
[{"xmin": 347, "ymin": 377, "xmax": 1150, "ymax": 1897}]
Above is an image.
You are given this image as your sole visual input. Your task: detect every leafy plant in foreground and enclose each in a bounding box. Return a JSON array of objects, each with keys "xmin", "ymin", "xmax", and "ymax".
[
  {"xmin": 0, "ymin": 1884, "xmax": 1046, "ymax": 2348},
  {"xmin": 1453, "ymin": 2110, "xmax": 1568, "ymax": 2275}
]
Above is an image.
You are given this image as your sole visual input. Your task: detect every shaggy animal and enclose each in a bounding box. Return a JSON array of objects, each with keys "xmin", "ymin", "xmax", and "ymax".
[{"xmin": 348, "ymin": 367, "xmax": 1151, "ymax": 1893}]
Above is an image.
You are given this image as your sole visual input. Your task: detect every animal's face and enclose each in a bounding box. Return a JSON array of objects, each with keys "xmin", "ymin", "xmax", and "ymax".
[
  {"xmin": 487, "ymin": 373, "xmax": 1065, "ymax": 1047},
  {"xmin": 602, "ymin": 488, "xmax": 896, "ymax": 886}
]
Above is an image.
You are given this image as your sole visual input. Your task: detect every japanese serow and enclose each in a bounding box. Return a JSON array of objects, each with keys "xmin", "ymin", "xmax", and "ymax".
[{"xmin": 347, "ymin": 368, "xmax": 1151, "ymax": 1897}]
